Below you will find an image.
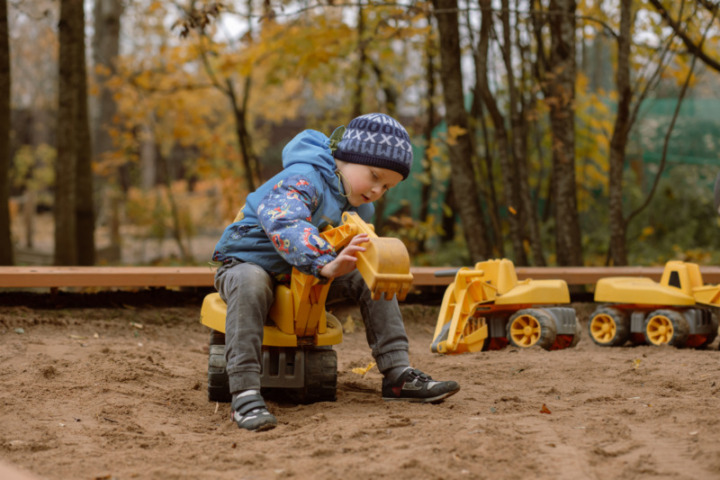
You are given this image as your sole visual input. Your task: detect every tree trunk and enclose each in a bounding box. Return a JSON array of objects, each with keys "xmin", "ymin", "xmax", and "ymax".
[
  {"xmin": 419, "ymin": 29, "xmax": 436, "ymax": 252},
  {"xmin": 75, "ymin": 0, "xmax": 95, "ymax": 265},
  {"xmin": 464, "ymin": 2, "xmax": 497, "ymax": 257},
  {"xmin": 92, "ymin": 0, "xmax": 122, "ymax": 166},
  {"xmin": 158, "ymin": 151, "xmax": 192, "ymax": 262},
  {"xmin": 476, "ymin": 0, "xmax": 523, "ymax": 262},
  {"xmin": 369, "ymin": 60, "xmax": 398, "ymax": 234},
  {"xmin": 608, "ymin": 0, "xmax": 633, "ymax": 265},
  {"xmin": 433, "ymin": 0, "xmax": 489, "ymax": 262},
  {"xmin": 504, "ymin": 0, "xmax": 546, "ymax": 266},
  {"xmin": 0, "ymin": 0, "xmax": 11, "ymax": 265},
  {"xmin": 546, "ymin": 0, "xmax": 583, "ymax": 266},
  {"xmin": 227, "ymin": 78, "xmax": 257, "ymax": 193},
  {"xmin": 467, "ymin": 8, "xmax": 502, "ymax": 258},
  {"xmin": 93, "ymin": 0, "xmax": 124, "ymax": 254},
  {"xmin": 470, "ymin": 95, "xmax": 503, "ymax": 257},
  {"xmin": 352, "ymin": 2, "xmax": 366, "ymax": 118},
  {"xmin": 55, "ymin": 0, "xmax": 82, "ymax": 265}
]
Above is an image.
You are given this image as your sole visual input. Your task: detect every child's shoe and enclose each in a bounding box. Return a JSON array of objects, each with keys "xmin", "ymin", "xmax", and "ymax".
[
  {"xmin": 231, "ymin": 390, "xmax": 277, "ymax": 432},
  {"xmin": 381, "ymin": 368, "xmax": 460, "ymax": 403}
]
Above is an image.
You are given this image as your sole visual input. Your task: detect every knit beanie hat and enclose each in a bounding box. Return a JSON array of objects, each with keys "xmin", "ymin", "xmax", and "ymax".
[{"xmin": 332, "ymin": 113, "xmax": 413, "ymax": 180}]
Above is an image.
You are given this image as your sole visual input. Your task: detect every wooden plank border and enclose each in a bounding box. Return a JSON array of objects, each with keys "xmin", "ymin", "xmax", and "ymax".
[
  {"xmin": 1, "ymin": 265, "xmax": 720, "ymax": 289},
  {"xmin": 0, "ymin": 266, "xmax": 217, "ymax": 288}
]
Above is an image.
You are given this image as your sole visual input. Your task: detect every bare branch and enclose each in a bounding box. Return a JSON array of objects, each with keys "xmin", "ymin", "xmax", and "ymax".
[
  {"xmin": 626, "ymin": 2, "xmax": 718, "ymax": 225},
  {"xmin": 647, "ymin": 0, "xmax": 720, "ymax": 73}
]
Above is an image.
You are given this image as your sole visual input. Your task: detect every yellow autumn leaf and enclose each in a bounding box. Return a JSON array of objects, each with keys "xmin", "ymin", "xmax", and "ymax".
[
  {"xmin": 351, "ymin": 362, "xmax": 376, "ymax": 376},
  {"xmin": 446, "ymin": 125, "xmax": 468, "ymax": 146},
  {"xmin": 426, "ymin": 143, "xmax": 441, "ymax": 159},
  {"xmin": 640, "ymin": 226, "xmax": 654, "ymax": 240},
  {"xmin": 148, "ymin": 1, "xmax": 164, "ymax": 14}
]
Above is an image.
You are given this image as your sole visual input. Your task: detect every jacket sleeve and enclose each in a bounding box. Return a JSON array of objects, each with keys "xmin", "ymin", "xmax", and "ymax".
[{"xmin": 257, "ymin": 174, "xmax": 337, "ymax": 278}]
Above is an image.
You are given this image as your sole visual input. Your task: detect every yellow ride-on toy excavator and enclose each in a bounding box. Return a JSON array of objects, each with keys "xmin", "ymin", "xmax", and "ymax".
[
  {"xmin": 587, "ymin": 261, "xmax": 720, "ymax": 349},
  {"xmin": 431, "ymin": 259, "xmax": 580, "ymax": 354},
  {"xmin": 200, "ymin": 212, "xmax": 414, "ymax": 403}
]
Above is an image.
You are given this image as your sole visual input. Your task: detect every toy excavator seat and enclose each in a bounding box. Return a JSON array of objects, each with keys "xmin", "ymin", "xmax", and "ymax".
[
  {"xmin": 200, "ymin": 212, "xmax": 414, "ymax": 403},
  {"xmin": 431, "ymin": 259, "xmax": 577, "ymax": 355}
]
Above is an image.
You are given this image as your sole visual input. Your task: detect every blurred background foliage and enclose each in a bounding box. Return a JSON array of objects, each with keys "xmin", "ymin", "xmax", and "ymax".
[{"xmin": 4, "ymin": 0, "xmax": 720, "ymax": 267}]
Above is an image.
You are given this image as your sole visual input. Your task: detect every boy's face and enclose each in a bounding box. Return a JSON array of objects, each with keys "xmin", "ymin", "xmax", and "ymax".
[{"xmin": 336, "ymin": 161, "xmax": 403, "ymax": 207}]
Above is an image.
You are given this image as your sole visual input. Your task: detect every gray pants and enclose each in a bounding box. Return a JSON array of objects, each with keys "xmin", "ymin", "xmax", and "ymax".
[{"xmin": 214, "ymin": 260, "xmax": 411, "ymax": 394}]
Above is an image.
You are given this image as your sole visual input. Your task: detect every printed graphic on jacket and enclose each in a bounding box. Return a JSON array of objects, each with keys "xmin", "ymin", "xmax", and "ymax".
[{"xmin": 257, "ymin": 175, "xmax": 335, "ymax": 277}]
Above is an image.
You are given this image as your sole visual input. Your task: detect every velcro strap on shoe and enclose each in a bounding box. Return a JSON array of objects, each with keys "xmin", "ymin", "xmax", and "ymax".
[
  {"xmin": 232, "ymin": 394, "xmax": 268, "ymax": 416},
  {"xmin": 409, "ymin": 369, "xmax": 431, "ymax": 381}
]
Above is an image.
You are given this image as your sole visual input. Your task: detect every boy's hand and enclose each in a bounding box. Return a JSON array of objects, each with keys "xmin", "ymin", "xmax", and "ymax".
[{"xmin": 320, "ymin": 233, "xmax": 369, "ymax": 279}]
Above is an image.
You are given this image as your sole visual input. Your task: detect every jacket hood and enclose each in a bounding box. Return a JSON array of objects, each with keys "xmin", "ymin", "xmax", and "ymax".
[{"xmin": 282, "ymin": 130, "xmax": 338, "ymax": 187}]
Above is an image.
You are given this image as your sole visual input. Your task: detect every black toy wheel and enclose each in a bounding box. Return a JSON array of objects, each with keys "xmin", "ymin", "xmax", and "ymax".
[
  {"xmin": 587, "ymin": 307, "xmax": 630, "ymax": 347},
  {"xmin": 507, "ymin": 308, "xmax": 557, "ymax": 350},
  {"xmin": 643, "ymin": 309, "xmax": 689, "ymax": 347},
  {"xmin": 207, "ymin": 330, "xmax": 231, "ymax": 403},
  {"xmin": 206, "ymin": 331, "xmax": 337, "ymax": 404},
  {"xmin": 290, "ymin": 347, "xmax": 337, "ymax": 404}
]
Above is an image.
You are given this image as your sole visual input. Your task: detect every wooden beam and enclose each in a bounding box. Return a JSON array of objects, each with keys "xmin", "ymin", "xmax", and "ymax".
[
  {"xmin": 1, "ymin": 265, "xmax": 720, "ymax": 289},
  {"xmin": 0, "ymin": 266, "xmax": 217, "ymax": 288}
]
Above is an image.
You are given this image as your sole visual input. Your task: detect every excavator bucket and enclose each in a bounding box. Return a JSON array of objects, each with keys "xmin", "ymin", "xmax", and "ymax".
[
  {"xmin": 332, "ymin": 212, "xmax": 414, "ymax": 301},
  {"xmin": 356, "ymin": 236, "xmax": 413, "ymax": 301}
]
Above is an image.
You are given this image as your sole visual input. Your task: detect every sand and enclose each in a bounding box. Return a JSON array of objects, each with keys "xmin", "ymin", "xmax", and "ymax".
[{"xmin": 1, "ymin": 292, "xmax": 720, "ymax": 480}]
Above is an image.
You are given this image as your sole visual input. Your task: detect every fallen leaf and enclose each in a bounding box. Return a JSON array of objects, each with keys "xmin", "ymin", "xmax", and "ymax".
[
  {"xmin": 342, "ymin": 315, "xmax": 355, "ymax": 334},
  {"xmin": 351, "ymin": 362, "xmax": 376, "ymax": 376},
  {"xmin": 540, "ymin": 404, "xmax": 552, "ymax": 414}
]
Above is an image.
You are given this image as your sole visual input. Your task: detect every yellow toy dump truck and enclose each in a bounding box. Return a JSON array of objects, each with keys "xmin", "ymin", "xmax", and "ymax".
[
  {"xmin": 430, "ymin": 259, "xmax": 580, "ymax": 354},
  {"xmin": 200, "ymin": 212, "xmax": 413, "ymax": 403},
  {"xmin": 587, "ymin": 261, "xmax": 720, "ymax": 348}
]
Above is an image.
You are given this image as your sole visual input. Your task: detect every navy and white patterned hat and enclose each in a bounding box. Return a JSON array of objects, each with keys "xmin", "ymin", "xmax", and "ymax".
[{"xmin": 333, "ymin": 113, "xmax": 413, "ymax": 180}]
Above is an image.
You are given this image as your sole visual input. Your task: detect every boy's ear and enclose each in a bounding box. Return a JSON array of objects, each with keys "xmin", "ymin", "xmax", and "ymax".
[{"xmin": 329, "ymin": 126, "xmax": 346, "ymax": 154}]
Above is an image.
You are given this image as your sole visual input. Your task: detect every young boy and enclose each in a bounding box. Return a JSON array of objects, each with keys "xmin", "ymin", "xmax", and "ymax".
[{"xmin": 212, "ymin": 113, "xmax": 460, "ymax": 432}]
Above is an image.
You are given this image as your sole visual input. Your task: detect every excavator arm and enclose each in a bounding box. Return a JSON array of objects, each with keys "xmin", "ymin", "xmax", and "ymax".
[{"xmin": 283, "ymin": 212, "xmax": 414, "ymax": 339}]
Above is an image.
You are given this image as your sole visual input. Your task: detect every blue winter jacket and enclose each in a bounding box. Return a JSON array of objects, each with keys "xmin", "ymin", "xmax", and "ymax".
[{"xmin": 212, "ymin": 130, "xmax": 374, "ymax": 279}]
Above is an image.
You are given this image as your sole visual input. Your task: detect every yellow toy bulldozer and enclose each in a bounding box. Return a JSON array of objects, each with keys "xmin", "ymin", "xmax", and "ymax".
[
  {"xmin": 430, "ymin": 259, "xmax": 580, "ymax": 354},
  {"xmin": 587, "ymin": 261, "xmax": 720, "ymax": 348},
  {"xmin": 200, "ymin": 212, "xmax": 413, "ymax": 403}
]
